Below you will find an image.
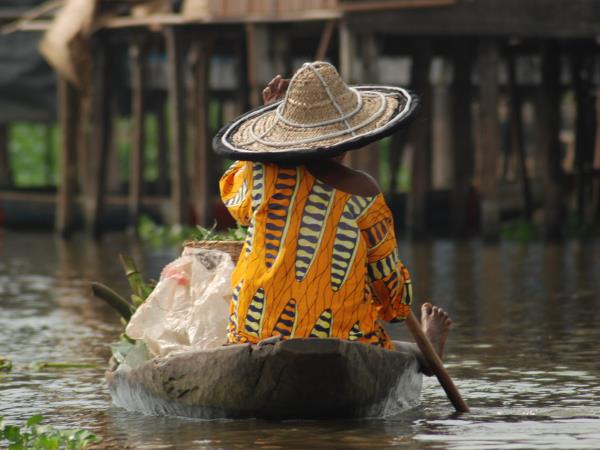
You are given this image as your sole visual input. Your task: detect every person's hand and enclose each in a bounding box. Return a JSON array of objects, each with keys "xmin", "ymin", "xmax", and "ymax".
[{"xmin": 262, "ymin": 75, "xmax": 290, "ymax": 105}]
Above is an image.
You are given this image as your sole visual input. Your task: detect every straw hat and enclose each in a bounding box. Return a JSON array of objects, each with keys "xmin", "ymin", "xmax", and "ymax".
[{"xmin": 213, "ymin": 61, "xmax": 417, "ymax": 163}]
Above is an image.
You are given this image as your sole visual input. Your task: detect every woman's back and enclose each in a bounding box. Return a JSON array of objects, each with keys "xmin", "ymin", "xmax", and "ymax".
[{"xmin": 220, "ymin": 160, "xmax": 412, "ymax": 349}]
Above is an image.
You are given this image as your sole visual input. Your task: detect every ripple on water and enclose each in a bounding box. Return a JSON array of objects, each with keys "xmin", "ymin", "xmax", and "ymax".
[{"xmin": 1, "ymin": 233, "xmax": 600, "ymax": 449}]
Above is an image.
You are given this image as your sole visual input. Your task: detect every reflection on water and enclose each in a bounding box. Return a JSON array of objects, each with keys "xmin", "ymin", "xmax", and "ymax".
[{"xmin": 1, "ymin": 231, "xmax": 599, "ymax": 449}]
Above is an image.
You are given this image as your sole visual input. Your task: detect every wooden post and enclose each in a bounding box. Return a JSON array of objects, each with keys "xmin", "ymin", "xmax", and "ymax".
[
  {"xmin": 165, "ymin": 26, "xmax": 189, "ymax": 226},
  {"xmin": 536, "ymin": 41, "xmax": 564, "ymax": 240},
  {"xmin": 406, "ymin": 40, "xmax": 433, "ymax": 239},
  {"xmin": 0, "ymin": 124, "xmax": 11, "ymax": 189},
  {"xmin": 571, "ymin": 48, "xmax": 596, "ymax": 225},
  {"xmin": 155, "ymin": 92, "xmax": 169, "ymax": 196},
  {"xmin": 507, "ymin": 49, "xmax": 533, "ymax": 219},
  {"xmin": 86, "ymin": 37, "xmax": 113, "ymax": 238},
  {"xmin": 245, "ymin": 24, "xmax": 260, "ymax": 109},
  {"xmin": 55, "ymin": 77, "xmax": 79, "ymax": 237},
  {"xmin": 451, "ymin": 41, "xmax": 474, "ymax": 236},
  {"xmin": 477, "ymin": 40, "xmax": 501, "ymax": 241},
  {"xmin": 339, "ymin": 19, "xmax": 356, "ymax": 86},
  {"xmin": 350, "ymin": 33, "xmax": 381, "ymax": 179},
  {"xmin": 189, "ymin": 35, "xmax": 212, "ymax": 227},
  {"xmin": 129, "ymin": 38, "xmax": 146, "ymax": 228},
  {"xmin": 592, "ymin": 78, "xmax": 600, "ymax": 224},
  {"xmin": 315, "ymin": 20, "xmax": 337, "ymax": 61}
]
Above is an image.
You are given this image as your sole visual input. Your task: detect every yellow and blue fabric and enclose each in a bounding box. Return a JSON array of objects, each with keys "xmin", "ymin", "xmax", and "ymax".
[{"xmin": 220, "ymin": 161, "xmax": 412, "ymax": 349}]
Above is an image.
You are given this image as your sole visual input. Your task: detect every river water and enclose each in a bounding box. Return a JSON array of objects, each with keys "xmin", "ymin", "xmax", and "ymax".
[{"xmin": 1, "ymin": 230, "xmax": 599, "ymax": 449}]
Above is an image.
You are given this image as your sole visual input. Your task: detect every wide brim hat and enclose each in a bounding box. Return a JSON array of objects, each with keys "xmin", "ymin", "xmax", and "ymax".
[{"xmin": 213, "ymin": 61, "xmax": 418, "ymax": 163}]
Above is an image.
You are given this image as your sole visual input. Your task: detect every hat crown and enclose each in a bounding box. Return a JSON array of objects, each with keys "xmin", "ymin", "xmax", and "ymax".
[{"xmin": 279, "ymin": 62, "xmax": 359, "ymax": 126}]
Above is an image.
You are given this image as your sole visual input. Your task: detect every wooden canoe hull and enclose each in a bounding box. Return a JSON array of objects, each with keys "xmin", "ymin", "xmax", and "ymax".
[{"xmin": 106, "ymin": 338, "xmax": 422, "ymax": 419}]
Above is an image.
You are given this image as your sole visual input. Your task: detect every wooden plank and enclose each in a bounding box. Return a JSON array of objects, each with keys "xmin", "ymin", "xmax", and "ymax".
[
  {"xmin": 129, "ymin": 39, "xmax": 146, "ymax": 228},
  {"xmin": 55, "ymin": 77, "xmax": 79, "ymax": 237},
  {"xmin": 86, "ymin": 37, "xmax": 114, "ymax": 238},
  {"xmin": 0, "ymin": 124, "xmax": 12, "ymax": 189},
  {"xmin": 477, "ymin": 40, "xmax": 501, "ymax": 241},
  {"xmin": 346, "ymin": 0, "xmax": 600, "ymax": 38},
  {"xmin": 536, "ymin": 41, "xmax": 563, "ymax": 240},
  {"xmin": 342, "ymin": 0, "xmax": 455, "ymax": 13},
  {"xmin": 406, "ymin": 39, "xmax": 432, "ymax": 238},
  {"xmin": 189, "ymin": 35, "xmax": 212, "ymax": 227},
  {"xmin": 165, "ymin": 26, "xmax": 189, "ymax": 226},
  {"xmin": 450, "ymin": 40, "xmax": 474, "ymax": 236}
]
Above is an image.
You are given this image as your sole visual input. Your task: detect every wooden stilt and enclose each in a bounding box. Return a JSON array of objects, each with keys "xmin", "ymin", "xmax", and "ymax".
[
  {"xmin": 350, "ymin": 33, "xmax": 380, "ymax": 178},
  {"xmin": 451, "ymin": 41, "xmax": 474, "ymax": 236},
  {"xmin": 165, "ymin": 26, "xmax": 189, "ymax": 226},
  {"xmin": 536, "ymin": 41, "xmax": 564, "ymax": 240},
  {"xmin": 571, "ymin": 48, "xmax": 596, "ymax": 226},
  {"xmin": 0, "ymin": 124, "xmax": 11, "ymax": 189},
  {"xmin": 44, "ymin": 124, "xmax": 54, "ymax": 186},
  {"xmin": 86, "ymin": 37, "xmax": 113, "ymax": 238},
  {"xmin": 55, "ymin": 77, "xmax": 79, "ymax": 237},
  {"xmin": 406, "ymin": 40, "xmax": 433, "ymax": 239},
  {"xmin": 155, "ymin": 93, "xmax": 169, "ymax": 196},
  {"xmin": 507, "ymin": 49, "xmax": 533, "ymax": 219},
  {"xmin": 315, "ymin": 20, "xmax": 337, "ymax": 61},
  {"xmin": 338, "ymin": 19, "xmax": 356, "ymax": 84},
  {"xmin": 388, "ymin": 130, "xmax": 407, "ymax": 195},
  {"xmin": 129, "ymin": 38, "xmax": 146, "ymax": 228},
  {"xmin": 245, "ymin": 24, "xmax": 260, "ymax": 109},
  {"xmin": 591, "ymin": 77, "xmax": 600, "ymax": 224},
  {"xmin": 189, "ymin": 35, "xmax": 212, "ymax": 227},
  {"xmin": 477, "ymin": 40, "xmax": 501, "ymax": 241}
]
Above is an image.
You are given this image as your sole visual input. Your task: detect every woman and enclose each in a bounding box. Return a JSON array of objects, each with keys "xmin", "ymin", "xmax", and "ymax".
[{"xmin": 215, "ymin": 62, "xmax": 451, "ymax": 372}]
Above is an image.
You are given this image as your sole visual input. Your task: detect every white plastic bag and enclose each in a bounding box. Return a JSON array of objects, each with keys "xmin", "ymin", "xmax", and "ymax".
[{"xmin": 125, "ymin": 248, "xmax": 234, "ymax": 357}]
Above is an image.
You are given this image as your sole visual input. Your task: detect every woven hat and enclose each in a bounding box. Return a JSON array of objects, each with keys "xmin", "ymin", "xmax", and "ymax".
[{"xmin": 213, "ymin": 61, "xmax": 417, "ymax": 163}]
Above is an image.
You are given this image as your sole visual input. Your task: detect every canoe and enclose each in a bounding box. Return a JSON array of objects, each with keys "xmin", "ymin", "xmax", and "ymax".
[{"xmin": 106, "ymin": 338, "xmax": 422, "ymax": 419}]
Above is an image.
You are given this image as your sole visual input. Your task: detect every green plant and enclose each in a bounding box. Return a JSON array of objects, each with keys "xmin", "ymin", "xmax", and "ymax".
[
  {"xmin": 0, "ymin": 356, "xmax": 12, "ymax": 372},
  {"xmin": 0, "ymin": 415, "xmax": 100, "ymax": 449}
]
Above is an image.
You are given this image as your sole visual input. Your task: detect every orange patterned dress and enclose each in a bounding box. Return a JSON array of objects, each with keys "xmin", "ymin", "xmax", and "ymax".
[{"xmin": 219, "ymin": 161, "xmax": 412, "ymax": 349}]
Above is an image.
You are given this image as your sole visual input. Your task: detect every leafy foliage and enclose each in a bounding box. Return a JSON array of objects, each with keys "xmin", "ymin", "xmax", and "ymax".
[{"xmin": 0, "ymin": 415, "xmax": 100, "ymax": 449}]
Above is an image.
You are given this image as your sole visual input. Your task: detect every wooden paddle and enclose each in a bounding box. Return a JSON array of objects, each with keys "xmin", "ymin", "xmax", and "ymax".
[{"xmin": 405, "ymin": 308, "xmax": 470, "ymax": 413}]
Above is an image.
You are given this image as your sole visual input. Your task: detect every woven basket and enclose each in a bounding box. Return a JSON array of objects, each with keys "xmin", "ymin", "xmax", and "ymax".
[{"xmin": 183, "ymin": 240, "xmax": 244, "ymax": 264}]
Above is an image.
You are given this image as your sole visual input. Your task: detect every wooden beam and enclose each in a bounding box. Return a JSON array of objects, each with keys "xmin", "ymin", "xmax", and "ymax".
[
  {"xmin": 315, "ymin": 20, "xmax": 337, "ymax": 61},
  {"xmin": 536, "ymin": 41, "xmax": 564, "ymax": 240},
  {"xmin": 0, "ymin": 124, "xmax": 12, "ymax": 189},
  {"xmin": 450, "ymin": 41, "xmax": 474, "ymax": 236},
  {"xmin": 189, "ymin": 35, "xmax": 212, "ymax": 227},
  {"xmin": 165, "ymin": 26, "xmax": 189, "ymax": 226},
  {"xmin": 406, "ymin": 40, "xmax": 433, "ymax": 238},
  {"xmin": 477, "ymin": 40, "xmax": 501, "ymax": 241},
  {"xmin": 129, "ymin": 39, "xmax": 146, "ymax": 228},
  {"xmin": 55, "ymin": 77, "xmax": 79, "ymax": 237}
]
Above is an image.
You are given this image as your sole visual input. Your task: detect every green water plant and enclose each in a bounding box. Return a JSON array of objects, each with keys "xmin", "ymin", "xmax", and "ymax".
[
  {"xmin": 0, "ymin": 356, "xmax": 12, "ymax": 372},
  {"xmin": 0, "ymin": 415, "xmax": 99, "ymax": 449},
  {"xmin": 137, "ymin": 215, "xmax": 246, "ymax": 247}
]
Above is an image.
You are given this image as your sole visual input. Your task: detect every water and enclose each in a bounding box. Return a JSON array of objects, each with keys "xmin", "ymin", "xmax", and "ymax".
[{"xmin": 1, "ymin": 230, "xmax": 599, "ymax": 449}]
